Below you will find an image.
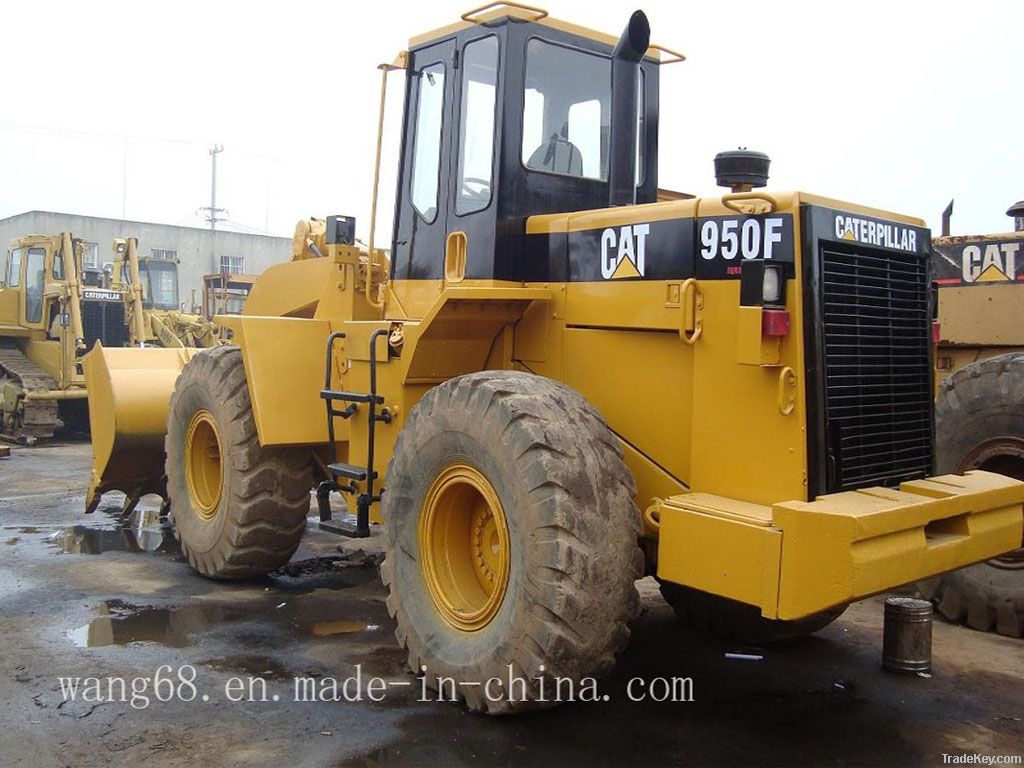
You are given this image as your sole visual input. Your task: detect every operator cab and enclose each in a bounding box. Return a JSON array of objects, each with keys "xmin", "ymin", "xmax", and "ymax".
[{"xmin": 391, "ymin": 4, "xmax": 666, "ymax": 282}]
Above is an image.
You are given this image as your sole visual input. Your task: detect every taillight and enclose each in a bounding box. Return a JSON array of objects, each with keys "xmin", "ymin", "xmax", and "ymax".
[{"xmin": 762, "ymin": 309, "xmax": 790, "ymax": 337}]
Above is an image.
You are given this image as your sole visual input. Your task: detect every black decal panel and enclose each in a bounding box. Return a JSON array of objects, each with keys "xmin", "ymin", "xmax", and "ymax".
[
  {"xmin": 933, "ymin": 237, "xmax": 1023, "ymax": 287},
  {"xmin": 696, "ymin": 214, "xmax": 795, "ymax": 280},
  {"xmin": 566, "ymin": 218, "xmax": 695, "ymax": 282}
]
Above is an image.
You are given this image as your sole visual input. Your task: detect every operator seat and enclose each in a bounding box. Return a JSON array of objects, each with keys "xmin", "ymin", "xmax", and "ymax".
[{"xmin": 527, "ymin": 131, "xmax": 584, "ymax": 176}]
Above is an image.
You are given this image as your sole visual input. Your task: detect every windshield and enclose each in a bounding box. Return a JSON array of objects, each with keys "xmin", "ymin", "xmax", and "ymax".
[{"xmin": 142, "ymin": 261, "xmax": 179, "ymax": 310}]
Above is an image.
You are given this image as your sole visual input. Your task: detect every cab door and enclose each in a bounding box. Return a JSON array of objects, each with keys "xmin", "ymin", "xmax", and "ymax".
[
  {"xmin": 392, "ymin": 38, "xmax": 457, "ymax": 280},
  {"xmin": 21, "ymin": 246, "xmax": 47, "ymax": 329},
  {"xmin": 445, "ymin": 33, "xmax": 500, "ymax": 280},
  {"xmin": 0, "ymin": 248, "xmax": 22, "ymax": 326}
]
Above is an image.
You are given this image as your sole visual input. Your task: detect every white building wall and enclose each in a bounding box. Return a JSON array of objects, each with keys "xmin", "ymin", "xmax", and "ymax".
[{"xmin": 0, "ymin": 211, "xmax": 290, "ymax": 310}]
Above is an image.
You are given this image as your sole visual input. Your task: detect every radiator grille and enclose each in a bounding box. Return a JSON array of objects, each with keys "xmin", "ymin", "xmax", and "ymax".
[
  {"xmin": 820, "ymin": 243, "xmax": 932, "ymax": 491},
  {"xmin": 81, "ymin": 300, "xmax": 129, "ymax": 349}
]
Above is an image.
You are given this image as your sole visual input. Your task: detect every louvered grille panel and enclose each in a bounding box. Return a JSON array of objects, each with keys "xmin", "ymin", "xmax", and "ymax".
[
  {"xmin": 81, "ymin": 301, "xmax": 129, "ymax": 349},
  {"xmin": 820, "ymin": 244, "xmax": 933, "ymax": 490}
]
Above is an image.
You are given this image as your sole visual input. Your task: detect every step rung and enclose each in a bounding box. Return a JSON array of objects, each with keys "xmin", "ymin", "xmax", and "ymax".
[
  {"xmin": 327, "ymin": 462, "xmax": 377, "ymax": 481},
  {"xmin": 320, "ymin": 390, "xmax": 384, "ymax": 405}
]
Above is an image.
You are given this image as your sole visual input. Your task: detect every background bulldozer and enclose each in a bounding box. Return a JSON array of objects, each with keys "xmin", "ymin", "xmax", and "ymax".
[
  {"xmin": 919, "ymin": 200, "xmax": 1024, "ymax": 637},
  {"xmin": 84, "ymin": 4, "xmax": 1024, "ymax": 713},
  {"xmin": 0, "ymin": 233, "xmax": 136, "ymax": 441}
]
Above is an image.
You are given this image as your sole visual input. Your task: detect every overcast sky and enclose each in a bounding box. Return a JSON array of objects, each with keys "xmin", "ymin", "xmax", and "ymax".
[{"xmin": 1, "ymin": 0, "xmax": 1020, "ymax": 241}]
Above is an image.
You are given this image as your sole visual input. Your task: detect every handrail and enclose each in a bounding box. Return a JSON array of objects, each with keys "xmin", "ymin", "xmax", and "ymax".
[
  {"xmin": 646, "ymin": 43, "xmax": 686, "ymax": 64},
  {"xmin": 461, "ymin": 1, "xmax": 548, "ymax": 23},
  {"xmin": 722, "ymin": 192, "xmax": 779, "ymax": 214}
]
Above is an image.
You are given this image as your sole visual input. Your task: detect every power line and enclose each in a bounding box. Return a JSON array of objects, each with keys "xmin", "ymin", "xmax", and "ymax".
[{"xmin": 0, "ymin": 119, "xmax": 285, "ymax": 164}]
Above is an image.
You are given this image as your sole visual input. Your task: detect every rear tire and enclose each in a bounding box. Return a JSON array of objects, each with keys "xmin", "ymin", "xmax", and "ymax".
[
  {"xmin": 381, "ymin": 371, "xmax": 643, "ymax": 713},
  {"xmin": 917, "ymin": 353, "xmax": 1024, "ymax": 638},
  {"xmin": 659, "ymin": 582, "xmax": 845, "ymax": 643},
  {"xmin": 166, "ymin": 346, "xmax": 312, "ymax": 579}
]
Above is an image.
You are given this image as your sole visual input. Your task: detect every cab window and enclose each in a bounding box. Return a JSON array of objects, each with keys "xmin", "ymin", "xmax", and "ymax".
[
  {"xmin": 53, "ymin": 250, "xmax": 65, "ymax": 280},
  {"xmin": 522, "ymin": 39, "xmax": 610, "ymax": 180},
  {"xmin": 25, "ymin": 248, "xmax": 46, "ymax": 323},
  {"xmin": 522, "ymin": 39, "xmax": 645, "ymax": 184},
  {"xmin": 143, "ymin": 261, "xmax": 179, "ymax": 310},
  {"xmin": 8, "ymin": 248, "xmax": 23, "ymax": 288},
  {"xmin": 410, "ymin": 62, "xmax": 446, "ymax": 222},
  {"xmin": 0, "ymin": 250, "xmax": 8, "ymax": 287},
  {"xmin": 455, "ymin": 36, "xmax": 499, "ymax": 216}
]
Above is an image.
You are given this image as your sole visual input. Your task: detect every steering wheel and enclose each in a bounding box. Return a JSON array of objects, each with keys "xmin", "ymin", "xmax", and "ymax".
[{"xmin": 460, "ymin": 176, "xmax": 491, "ymax": 204}]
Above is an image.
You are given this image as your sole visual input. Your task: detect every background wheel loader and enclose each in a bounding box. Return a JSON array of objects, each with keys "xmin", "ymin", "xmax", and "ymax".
[
  {"xmin": 918, "ymin": 201, "xmax": 1024, "ymax": 637},
  {"xmin": 84, "ymin": 4, "xmax": 1024, "ymax": 713},
  {"xmin": 109, "ymin": 238, "xmax": 224, "ymax": 348}
]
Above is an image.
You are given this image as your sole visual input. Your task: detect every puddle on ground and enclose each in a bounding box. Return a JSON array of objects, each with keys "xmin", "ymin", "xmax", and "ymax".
[
  {"xmin": 66, "ymin": 600, "xmax": 226, "ymax": 648},
  {"xmin": 309, "ymin": 620, "xmax": 380, "ymax": 637},
  {"xmin": 67, "ymin": 598, "xmax": 387, "ymax": 648},
  {"xmin": 47, "ymin": 507, "xmax": 178, "ymax": 556},
  {"xmin": 198, "ymin": 655, "xmax": 299, "ymax": 681}
]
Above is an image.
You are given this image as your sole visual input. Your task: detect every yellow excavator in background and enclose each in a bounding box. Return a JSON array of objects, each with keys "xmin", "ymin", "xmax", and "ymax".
[{"xmin": 83, "ymin": 4, "xmax": 1024, "ymax": 713}]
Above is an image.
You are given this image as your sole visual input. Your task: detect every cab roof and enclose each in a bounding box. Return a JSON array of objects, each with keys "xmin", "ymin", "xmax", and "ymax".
[{"xmin": 410, "ymin": 2, "xmax": 678, "ymax": 63}]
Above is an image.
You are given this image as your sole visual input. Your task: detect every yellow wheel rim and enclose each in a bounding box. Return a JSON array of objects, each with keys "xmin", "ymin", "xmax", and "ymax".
[
  {"xmin": 420, "ymin": 464, "xmax": 510, "ymax": 632},
  {"xmin": 184, "ymin": 409, "xmax": 223, "ymax": 520}
]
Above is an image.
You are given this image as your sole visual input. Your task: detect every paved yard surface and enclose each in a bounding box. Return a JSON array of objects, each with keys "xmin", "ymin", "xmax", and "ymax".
[{"xmin": 1, "ymin": 438, "xmax": 1022, "ymax": 767}]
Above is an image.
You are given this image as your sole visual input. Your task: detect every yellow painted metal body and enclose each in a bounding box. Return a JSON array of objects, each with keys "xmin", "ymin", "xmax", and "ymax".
[
  {"xmin": 83, "ymin": 344, "xmax": 200, "ymax": 512},
  {"xmin": 932, "ymin": 230, "xmax": 1024, "ymax": 387},
  {"xmin": 1, "ymin": 233, "xmax": 91, "ymax": 392},
  {"xmin": 83, "ymin": 189, "xmax": 1024, "ymax": 617},
  {"xmin": 656, "ymin": 471, "xmax": 1024, "ymax": 620}
]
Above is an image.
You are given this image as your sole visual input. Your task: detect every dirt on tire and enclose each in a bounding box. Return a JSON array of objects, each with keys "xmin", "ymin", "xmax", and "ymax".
[
  {"xmin": 380, "ymin": 370, "xmax": 643, "ymax": 714},
  {"xmin": 166, "ymin": 346, "xmax": 312, "ymax": 579}
]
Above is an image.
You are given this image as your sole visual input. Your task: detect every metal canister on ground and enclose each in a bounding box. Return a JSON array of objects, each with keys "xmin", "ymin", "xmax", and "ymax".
[{"xmin": 883, "ymin": 596, "xmax": 933, "ymax": 674}]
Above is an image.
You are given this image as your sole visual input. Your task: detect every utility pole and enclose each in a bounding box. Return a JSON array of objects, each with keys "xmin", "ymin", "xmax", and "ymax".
[{"xmin": 202, "ymin": 144, "xmax": 226, "ymax": 230}]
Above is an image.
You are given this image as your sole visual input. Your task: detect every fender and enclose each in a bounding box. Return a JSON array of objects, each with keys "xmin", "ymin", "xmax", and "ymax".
[{"xmin": 218, "ymin": 315, "xmax": 335, "ymax": 446}]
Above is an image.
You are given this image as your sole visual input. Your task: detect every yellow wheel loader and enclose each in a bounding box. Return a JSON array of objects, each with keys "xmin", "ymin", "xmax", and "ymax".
[
  {"xmin": 0, "ymin": 233, "xmax": 139, "ymax": 442},
  {"xmin": 918, "ymin": 202, "xmax": 1024, "ymax": 637},
  {"xmin": 84, "ymin": 5, "xmax": 1024, "ymax": 712}
]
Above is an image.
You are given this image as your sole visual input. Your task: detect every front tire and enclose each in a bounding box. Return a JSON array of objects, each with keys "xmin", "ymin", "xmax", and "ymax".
[
  {"xmin": 381, "ymin": 371, "xmax": 643, "ymax": 713},
  {"xmin": 166, "ymin": 346, "xmax": 312, "ymax": 579}
]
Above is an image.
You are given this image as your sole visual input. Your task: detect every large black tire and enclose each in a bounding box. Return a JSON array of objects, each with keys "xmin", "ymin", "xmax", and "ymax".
[
  {"xmin": 166, "ymin": 346, "xmax": 312, "ymax": 579},
  {"xmin": 917, "ymin": 353, "xmax": 1024, "ymax": 638},
  {"xmin": 381, "ymin": 371, "xmax": 643, "ymax": 714},
  {"xmin": 659, "ymin": 582, "xmax": 845, "ymax": 644}
]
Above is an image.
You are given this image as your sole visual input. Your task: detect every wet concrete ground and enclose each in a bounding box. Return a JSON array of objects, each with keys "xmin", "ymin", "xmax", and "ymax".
[{"xmin": 1, "ymin": 438, "xmax": 1022, "ymax": 768}]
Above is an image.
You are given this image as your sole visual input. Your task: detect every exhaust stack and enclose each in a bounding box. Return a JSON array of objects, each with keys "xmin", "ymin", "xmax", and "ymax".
[
  {"xmin": 608, "ymin": 10, "xmax": 650, "ymax": 207},
  {"xmin": 941, "ymin": 199, "xmax": 954, "ymax": 236}
]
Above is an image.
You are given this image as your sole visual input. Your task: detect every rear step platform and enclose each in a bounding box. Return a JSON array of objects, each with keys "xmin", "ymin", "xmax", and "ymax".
[{"xmin": 655, "ymin": 470, "xmax": 1024, "ymax": 622}]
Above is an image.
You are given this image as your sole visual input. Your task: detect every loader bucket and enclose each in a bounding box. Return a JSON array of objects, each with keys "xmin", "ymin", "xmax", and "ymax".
[{"xmin": 84, "ymin": 343, "xmax": 202, "ymax": 514}]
